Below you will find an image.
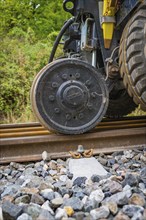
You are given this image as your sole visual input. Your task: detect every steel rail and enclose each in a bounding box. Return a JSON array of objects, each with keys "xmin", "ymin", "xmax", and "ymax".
[
  {"xmin": 1, "ymin": 116, "xmax": 145, "ymax": 129},
  {"xmin": 1, "ymin": 117, "xmax": 146, "ymax": 137},
  {"xmin": 0, "ymin": 117, "xmax": 146, "ymax": 164}
]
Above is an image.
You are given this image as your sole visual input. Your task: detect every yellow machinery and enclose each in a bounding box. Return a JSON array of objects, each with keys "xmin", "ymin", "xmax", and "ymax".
[{"xmin": 102, "ymin": 0, "xmax": 117, "ymax": 48}]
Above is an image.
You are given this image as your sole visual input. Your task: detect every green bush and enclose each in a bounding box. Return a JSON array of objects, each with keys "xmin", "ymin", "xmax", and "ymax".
[
  {"xmin": 0, "ymin": 25, "xmax": 65, "ymax": 123},
  {"xmin": 0, "ymin": 0, "xmax": 69, "ymax": 123},
  {"xmin": 0, "ymin": 28, "xmax": 52, "ymax": 122}
]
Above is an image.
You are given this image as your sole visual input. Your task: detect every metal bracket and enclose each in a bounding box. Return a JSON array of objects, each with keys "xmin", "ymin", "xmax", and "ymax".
[
  {"xmin": 101, "ymin": 16, "xmax": 116, "ymax": 25},
  {"xmin": 69, "ymin": 145, "xmax": 93, "ymax": 159}
]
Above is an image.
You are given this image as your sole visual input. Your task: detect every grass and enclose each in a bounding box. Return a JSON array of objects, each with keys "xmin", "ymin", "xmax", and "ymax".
[{"xmin": 1, "ymin": 105, "xmax": 145, "ymax": 124}]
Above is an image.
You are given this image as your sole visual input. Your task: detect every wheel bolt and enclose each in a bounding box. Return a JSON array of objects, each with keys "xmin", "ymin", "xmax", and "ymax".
[
  {"xmin": 66, "ymin": 114, "xmax": 71, "ymax": 120},
  {"xmin": 49, "ymin": 95, "xmax": 55, "ymax": 101},
  {"xmin": 79, "ymin": 113, "xmax": 84, "ymax": 119},
  {"xmin": 91, "ymin": 92, "xmax": 96, "ymax": 98},
  {"xmin": 75, "ymin": 73, "xmax": 80, "ymax": 79},
  {"xmin": 85, "ymin": 80, "xmax": 91, "ymax": 86},
  {"xmin": 87, "ymin": 104, "xmax": 93, "ymax": 110},
  {"xmin": 52, "ymin": 82, "xmax": 58, "ymax": 88},
  {"xmin": 77, "ymin": 145, "xmax": 84, "ymax": 153},
  {"xmin": 62, "ymin": 74, "xmax": 67, "ymax": 79},
  {"xmin": 55, "ymin": 108, "xmax": 60, "ymax": 113}
]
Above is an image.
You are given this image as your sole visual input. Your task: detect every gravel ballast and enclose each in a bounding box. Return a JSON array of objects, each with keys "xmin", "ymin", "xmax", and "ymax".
[{"xmin": 0, "ymin": 146, "xmax": 146, "ymax": 220}]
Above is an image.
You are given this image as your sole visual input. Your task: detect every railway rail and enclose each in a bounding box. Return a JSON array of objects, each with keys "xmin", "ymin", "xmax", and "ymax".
[{"xmin": 0, "ymin": 116, "xmax": 146, "ymax": 164}]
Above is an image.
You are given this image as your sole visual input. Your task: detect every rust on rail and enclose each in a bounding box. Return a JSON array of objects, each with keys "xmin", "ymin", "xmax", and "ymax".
[
  {"xmin": 1, "ymin": 117, "xmax": 146, "ymax": 138},
  {"xmin": 0, "ymin": 116, "xmax": 146, "ymax": 164}
]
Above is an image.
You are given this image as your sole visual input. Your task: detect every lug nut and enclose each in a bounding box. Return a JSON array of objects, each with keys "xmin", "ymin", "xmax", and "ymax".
[
  {"xmin": 91, "ymin": 92, "xmax": 96, "ymax": 98},
  {"xmin": 52, "ymin": 82, "xmax": 58, "ymax": 88},
  {"xmin": 55, "ymin": 108, "xmax": 60, "ymax": 113},
  {"xmin": 75, "ymin": 73, "xmax": 80, "ymax": 79},
  {"xmin": 49, "ymin": 95, "xmax": 55, "ymax": 101},
  {"xmin": 66, "ymin": 114, "xmax": 71, "ymax": 120},
  {"xmin": 87, "ymin": 104, "xmax": 93, "ymax": 110},
  {"xmin": 79, "ymin": 113, "xmax": 84, "ymax": 119},
  {"xmin": 85, "ymin": 80, "xmax": 91, "ymax": 86},
  {"xmin": 62, "ymin": 74, "xmax": 67, "ymax": 79}
]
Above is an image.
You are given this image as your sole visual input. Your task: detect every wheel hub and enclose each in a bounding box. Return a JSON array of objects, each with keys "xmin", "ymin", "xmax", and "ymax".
[{"xmin": 57, "ymin": 80, "xmax": 88, "ymax": 109}]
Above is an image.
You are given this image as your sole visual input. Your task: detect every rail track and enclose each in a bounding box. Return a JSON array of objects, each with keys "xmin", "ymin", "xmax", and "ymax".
[{"xmin": 0, "ymin": 116, "xmax": 146, "ymax": 164}]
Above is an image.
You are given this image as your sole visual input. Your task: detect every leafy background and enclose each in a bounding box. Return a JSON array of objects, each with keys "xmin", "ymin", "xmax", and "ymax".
[
  {"xmin": 0, "ymin": 0, "xmax": 145, "ymax": 123},
  {"xmin": 0, "ymin": 0, "xmax": 70, "ymax": 123}
]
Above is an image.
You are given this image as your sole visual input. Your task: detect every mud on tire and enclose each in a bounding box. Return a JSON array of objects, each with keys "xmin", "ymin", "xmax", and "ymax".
[
  {"xmin": 106, "ymin": 79, "xmax": 137, "ymax": 118},
  {"xmin": 119, "ymin": 3, "xmax": 146, "ymax": 111}
]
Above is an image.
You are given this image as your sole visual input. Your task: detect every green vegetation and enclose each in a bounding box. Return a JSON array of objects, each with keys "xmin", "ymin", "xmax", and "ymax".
[
  {"xmin": 0, "ymin": 0, "xmax": 145, "ymax": 123},
  {"xmin": 0, "ymin": 0, "xmax": 69, "ymax": 123}
]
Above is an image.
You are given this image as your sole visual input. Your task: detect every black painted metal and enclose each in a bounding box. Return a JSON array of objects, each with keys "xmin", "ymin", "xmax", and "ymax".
[
  {"xmin": 116, "ymin": 0, "xmax": 140, "ymax": 28},
  {"xmin": 63, "ymin": 0, "xmax": 141, "ymax": 64},
  {"xmin": 31, "ymin": 59, "xmax": 109, "ymax": 134}
]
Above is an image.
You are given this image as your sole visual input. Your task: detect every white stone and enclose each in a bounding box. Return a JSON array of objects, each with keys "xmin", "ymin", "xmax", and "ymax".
[
  {"xmin": 85, "ymin": 178, "xmax": 93, "ymax": 186},
  {"xmin": 21, "ymin": 179, "xmax": 31, "ymax": 187},
  {"xmin": 82, "ymin": 195, "xmax": 88, "ymax": 204},
  {"xmin": 55, "ymin": 208, "xmax": 67, "ymax": 220},
  {"xmin": 41, "ymin": 188, "xmax": 53, "ymax": 194},
  {"xmin": 69, "ymin": 157, "xmax": 107, "ymax": 180},
  {"xmin": 43, "ymin": 164, "xmax": 49, "ymax": 171},
  {"xmin": 59, "ymin": 175, "xmax": 68, "ymax": 182},
  {"xmin": 90, "ymin": 206, "xmax": 110, "ymax": 219},
  {"xmin": 41, "ymin": 201, "xmax": 54, "ymax": 215},
  {"xmin": 42, "ymin": 151, "xmax": 48, "ymax": 161},
  {"xmin": 51, "ymin": 198, "xmax": 63, "ymax": 207},
  {"xmin": 123, "ymin": 150, "xmax": 134, "ymax": 159},
  {"xmin": 0, "ymin": 207, "xmax": 3, "ymax": 220},
  {"xmin": 49, "ymin": 170, "xmax": 57, "ymax": 176},
  {"xmin": 54, "ymin": 192, "xmax": 62, "ymax": 199},
  {"xmin": 60, "ymin": 168, "xmax": 67, "ymax": 174},
  {"xmin": 66, "ymin": 179, "xmax": 73, "ymax": 189},
  {"xmin": 143, "ymin": 189, "xmax": 146, "ymax": 196},
  {"xmin": 89, "ymin": 188, "xmax": 105, "ymax": 203},
  {"xmin": 17, "ymin": 213, "xmax": 32, "ymax": 220},
  {"xmin": 63, "ymin": 194, "xmax": 70, "ymax": 199}
]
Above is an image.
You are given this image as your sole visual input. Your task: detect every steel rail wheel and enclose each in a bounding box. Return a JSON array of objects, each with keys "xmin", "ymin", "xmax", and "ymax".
[
  {"xmin": 31, "ymin": 59, "xmax": 109, "ymax": 134},
  {"xmin": 119, "ymin": 3, "xmax": 146, "ymax": 111}
]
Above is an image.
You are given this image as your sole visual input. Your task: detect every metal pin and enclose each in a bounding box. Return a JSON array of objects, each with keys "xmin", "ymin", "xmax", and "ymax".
[{"xmin": 77, "ymin": 145, "xmax": 85, "ymax": 153}]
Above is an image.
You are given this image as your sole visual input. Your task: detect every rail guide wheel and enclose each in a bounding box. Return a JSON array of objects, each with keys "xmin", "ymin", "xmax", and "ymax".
[{"xmin": 31, "ymin": 59, "xmax": 109, "ymax": 134}]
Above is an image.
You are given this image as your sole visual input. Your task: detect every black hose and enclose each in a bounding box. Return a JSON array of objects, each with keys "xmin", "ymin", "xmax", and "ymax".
[{"xmin": 49, "ymin": 17, "xmax": 75, "ymax": 63}]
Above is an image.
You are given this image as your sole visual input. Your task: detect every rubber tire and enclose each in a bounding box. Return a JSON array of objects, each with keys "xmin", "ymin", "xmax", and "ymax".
[
  {"xmin": 106, "ymin": 80, "xmax": 137, "ymax": 118},
  {"xmin": 119, "ymin": 3, "xmax": 146, "ymax": 111}
]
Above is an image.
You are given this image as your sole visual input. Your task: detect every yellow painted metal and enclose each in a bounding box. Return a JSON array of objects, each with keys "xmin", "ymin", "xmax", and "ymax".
[{"xmin": 102, "ymin": 0, "xmax": 117, "ymax": 48}]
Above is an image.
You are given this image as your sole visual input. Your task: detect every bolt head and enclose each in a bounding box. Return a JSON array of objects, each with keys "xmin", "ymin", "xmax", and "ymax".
[
  {"xmin": 66, "ymin": 114, "xmax": 71, "ymax": 120},
  {"xmin": 91, "ymin": 92, "xmax": 96, "ymax": 98},
  {"xmin": 77, "ymin": 145, "xmax": 84, "ymax": 153},
  {"xmin": 79, "ymin": 113, "xmax": 84, "ymax": 119},
  {"xmin": 75, "ymin": 73, "xmax": 80, "ymax": 79},
  {"xmin": 55, "ymin": 108, "xmax": 60, "ymax": 113},
  {"xmin": 52, "ymin": 82, "xmax": 58, "ymax": 88},
  {"xmin": 85, "ymin": 80, "xmax": 91, "ymax": 86},
  {"xmin": 87, "ymin": 104, "xmax": 93, "ymax": 110},
  {"xmin": 49, "ymin": 95, "xmax": 55, "ymax": 101},
  {"xmin": 62, "ymin": 74, "xmax": 67, "ymax": 79}
]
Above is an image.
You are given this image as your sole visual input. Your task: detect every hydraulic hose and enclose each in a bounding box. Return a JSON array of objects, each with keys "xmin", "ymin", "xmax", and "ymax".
[{"xmin": 49, "ymin": 17, "xmax": 75, "ymax": 63}]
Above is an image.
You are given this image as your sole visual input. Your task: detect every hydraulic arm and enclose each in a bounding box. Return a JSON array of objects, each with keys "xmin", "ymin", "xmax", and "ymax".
[{"xmin": 102, "ymin": 0, "xmax": 117, "ymax": 48}]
